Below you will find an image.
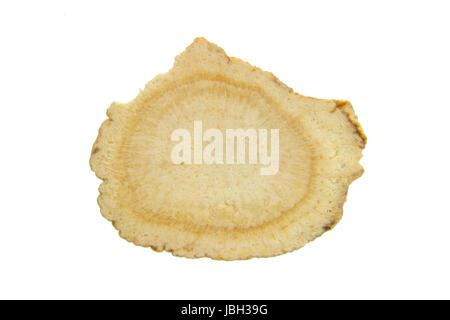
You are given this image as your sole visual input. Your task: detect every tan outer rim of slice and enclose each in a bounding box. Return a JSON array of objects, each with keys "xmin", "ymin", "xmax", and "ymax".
[{"xmin": 90, "ymin": 38, "xmax": 366, "ymax": 260}]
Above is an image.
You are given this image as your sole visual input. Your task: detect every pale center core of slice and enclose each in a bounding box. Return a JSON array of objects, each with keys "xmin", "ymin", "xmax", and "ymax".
[{"xmin": 121, "ymin": 79, "xmax": 312, "ymax": 228}]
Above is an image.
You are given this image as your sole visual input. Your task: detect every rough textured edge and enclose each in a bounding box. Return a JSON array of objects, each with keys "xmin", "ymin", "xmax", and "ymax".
[{"xmin": 333, "ymin": 99, "xmax": 367, "ymax": 146}]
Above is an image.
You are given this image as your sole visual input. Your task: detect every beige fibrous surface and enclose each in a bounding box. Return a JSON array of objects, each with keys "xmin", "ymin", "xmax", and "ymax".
[{"xmin": 90, "ymin": 38, "xmax": 366, "ymax": 260}]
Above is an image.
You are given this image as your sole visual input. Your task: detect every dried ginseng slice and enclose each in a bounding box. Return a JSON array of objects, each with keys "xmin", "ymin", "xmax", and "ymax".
[{"xmin": 90, "ymin": 38, "xmax": 366, "ymax": 260}]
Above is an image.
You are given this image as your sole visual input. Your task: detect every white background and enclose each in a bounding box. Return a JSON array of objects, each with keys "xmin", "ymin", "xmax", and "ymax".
[{"xmin": 1, "ymin": 1, "xmax": 449, "ymax": 299}]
